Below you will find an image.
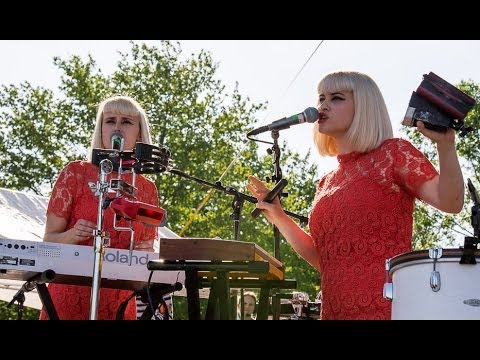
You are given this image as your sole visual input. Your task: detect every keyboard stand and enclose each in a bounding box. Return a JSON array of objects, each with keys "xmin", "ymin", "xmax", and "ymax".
[{"xmin": 36, "ymin": 282, "xmax": 59, "ymax": 320}]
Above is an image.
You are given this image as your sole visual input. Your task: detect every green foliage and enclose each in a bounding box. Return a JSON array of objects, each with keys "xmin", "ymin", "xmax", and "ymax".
[
  {"xmin": 403, "ymin": 79, "xmax": 480, "ymax": 250},
  {"xmin": 171, "ymin": 296, "xmax": 210, "ymax": 320},
  {"xmin": 0, "ymin": 300, "xmax": 40, "ymax": 320},
  {"xmin": 0, "ymin": 41, "xmax": 322, "ymax": 308}
]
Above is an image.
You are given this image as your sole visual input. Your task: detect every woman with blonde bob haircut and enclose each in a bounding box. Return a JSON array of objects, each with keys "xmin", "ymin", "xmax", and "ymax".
[
  {"xmin": 313, "ymin": 71, "xmax": 393, "ymax": 156},
  {"xmin": 40, "ymin": 94, "xmax": 159, "ymax": 320},
  {"xmin": 247, "ymin": 70, "xmax": 464, "ymax": 320},
  {"xmin": 88, "ymin": 95, "xmax": 152, "ymax": 159}
]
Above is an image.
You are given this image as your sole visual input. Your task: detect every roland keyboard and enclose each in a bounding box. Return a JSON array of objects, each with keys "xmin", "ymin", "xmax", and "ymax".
[{"xmin": 0, "ymin": 238, "xmax": 185, "ymax": 291}]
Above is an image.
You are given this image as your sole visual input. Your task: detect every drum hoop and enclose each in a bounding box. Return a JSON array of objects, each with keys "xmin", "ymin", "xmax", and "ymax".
[{"xmin": 389, "ymin": 248, "xmax": 480, "ymax": 271}]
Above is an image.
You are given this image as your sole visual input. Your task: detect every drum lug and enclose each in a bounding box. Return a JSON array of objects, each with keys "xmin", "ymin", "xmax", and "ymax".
[
  {"xmin": 385, "ymin": 258, "xmax": 391, "ymax": 272},
  {"xmin": 430, "ymin": 270, "xmax": 441, "ymax": 292},
  {"xmin": 429, "ymin": 248, "xmax": 442, "ymax": 292},
  {"xmin": 383, "ymin": 283, "xmax": 393, "ymax": 300},
  {"xmin": 383, "ymin": 258, "xmax": 393, "ymax": 300},
  {"xmin": 428, "ymin": 248, "xmax": 443, "ymax": 259}
]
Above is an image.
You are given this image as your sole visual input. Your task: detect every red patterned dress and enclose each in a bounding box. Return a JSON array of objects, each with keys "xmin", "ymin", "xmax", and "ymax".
[
  {"xmin": 309, "ymin": 138, "xmax": 438, "ymax": 320},
  {"xmin": 39, "ymin": 161, "xmax": 158, "ymax": 320}
]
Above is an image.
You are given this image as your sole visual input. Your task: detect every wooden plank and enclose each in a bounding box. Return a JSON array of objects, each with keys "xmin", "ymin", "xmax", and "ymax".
[
  {"xmin": 159, "ymin": 238, "xmax": 255, "ymax": 261},
  {"xmin": 253, "ymin": 244, "xmax": 284, "ymax": 270}
]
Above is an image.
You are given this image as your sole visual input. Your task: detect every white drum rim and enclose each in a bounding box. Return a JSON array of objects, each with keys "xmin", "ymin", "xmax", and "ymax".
[{"xmin": 388, "ymin": 248, "xmax": 480, "ymax": 274}]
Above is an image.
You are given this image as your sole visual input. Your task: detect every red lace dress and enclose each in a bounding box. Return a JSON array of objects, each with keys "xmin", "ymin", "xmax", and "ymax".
[
  {"xmin": 39, "ymin": 161, "xmax": 158, "ymax": 320},
  {"xmin": 309, "ymin": 138, "xmax": 438, "ymax": 320}
]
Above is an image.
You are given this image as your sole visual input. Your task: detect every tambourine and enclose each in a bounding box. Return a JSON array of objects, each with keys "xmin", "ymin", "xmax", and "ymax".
[{"xmin": 92, "ymin": 142, "xmax": 172, "ymax": 174}]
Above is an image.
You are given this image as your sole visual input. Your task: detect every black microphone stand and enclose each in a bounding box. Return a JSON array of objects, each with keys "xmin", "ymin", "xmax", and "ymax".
[
  {"xmin": 7, "ymin": 270, "xmax": 58, "ymax": 320},
  {"xmin": 169, "ymin": 168, "xmax": 307, "ymax": 241},
  {"xmin": 247, "ymin": 128, "xmax": 310, "ymax": 261},
  {"xmin": 460, "ymin": 178, "xmax": 480, "ymax": 264},
  {"xmin": 231, "ymin": 192, "xmax": 245, "ymax": 241},
  {"xmin": 8, "ymin": 289, "xmax": 25, "ymax": 320},
  {"xmin": 267, "ymin": 130, "xmax": 284, "ymax": 261}
]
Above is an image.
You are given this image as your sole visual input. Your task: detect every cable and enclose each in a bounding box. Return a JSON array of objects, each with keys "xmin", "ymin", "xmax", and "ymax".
[{"xmin": 258, "ymin": 40, "xmax": 325, "ymax": 125}]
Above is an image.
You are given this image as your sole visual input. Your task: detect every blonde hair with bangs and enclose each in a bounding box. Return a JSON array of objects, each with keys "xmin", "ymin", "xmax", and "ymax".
[
  {"xmin": 88, "ymin": 95, "xmax": 152, "ymax": 161},
  {"xmin": 313, "ymin": 71, "xmax": 393, "ymax": 156}
]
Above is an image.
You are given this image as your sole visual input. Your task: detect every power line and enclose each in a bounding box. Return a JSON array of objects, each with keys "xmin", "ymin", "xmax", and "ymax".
[{"xmin": 261, "ymin": 40, "xmax": 325, "ymax": 123}]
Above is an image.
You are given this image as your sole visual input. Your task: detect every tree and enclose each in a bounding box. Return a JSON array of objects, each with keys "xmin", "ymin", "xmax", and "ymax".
[
  {"xmin": 0, "ymin": 41, "xmax": 321, "ymax": 301},
  {"xmin": 402, "ymin": 79, "xmax": 480, "ymax": 250}
]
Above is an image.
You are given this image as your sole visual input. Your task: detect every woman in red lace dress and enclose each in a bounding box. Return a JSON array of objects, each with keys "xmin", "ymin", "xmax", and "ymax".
[
  {"xmin": 247, "ymin": 71, "xmax": 464, "ymax": 320},
  {"xmin": 39, "ymin": 95, "xmax": 159, "ymax": 320}
]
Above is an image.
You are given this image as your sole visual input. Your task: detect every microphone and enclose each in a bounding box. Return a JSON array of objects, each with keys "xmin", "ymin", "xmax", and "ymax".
[
  {"xmin": 110, "ymin": 197, "xmax": 167, "ymax": 227},
  {"xmin": 111, "ymin": 130, "xmax": 124, "ymax": 151},
  {"xmin": 247, "ymin": 107, "xmax": 319, "ymax": 136}
]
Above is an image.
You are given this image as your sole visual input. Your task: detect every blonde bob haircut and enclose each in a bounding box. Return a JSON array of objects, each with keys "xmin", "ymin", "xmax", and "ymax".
[
  {"xmin": 88, "ymin": 95, "xmax": 152, "ymax": 161},
  {"xmin": 313, "ymin": 71, "xmax": 393, "ymax": 156}
]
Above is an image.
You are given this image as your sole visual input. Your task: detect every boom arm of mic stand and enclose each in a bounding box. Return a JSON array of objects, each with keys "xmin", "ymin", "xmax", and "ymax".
[{"xmin": 168, "ymin": 169, "xmax": 309, "ymax": 224}]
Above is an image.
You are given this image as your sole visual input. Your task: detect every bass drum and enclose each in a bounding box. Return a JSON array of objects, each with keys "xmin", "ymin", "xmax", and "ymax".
[{"xmin": 387, "ymin": 248, "xmax": 480, "ymax": 320}]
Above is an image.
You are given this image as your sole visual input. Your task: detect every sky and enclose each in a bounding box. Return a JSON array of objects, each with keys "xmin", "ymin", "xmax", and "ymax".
[{"xmin": 1, "ymin": 40, "xmax": 480, "ymax": 177}]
